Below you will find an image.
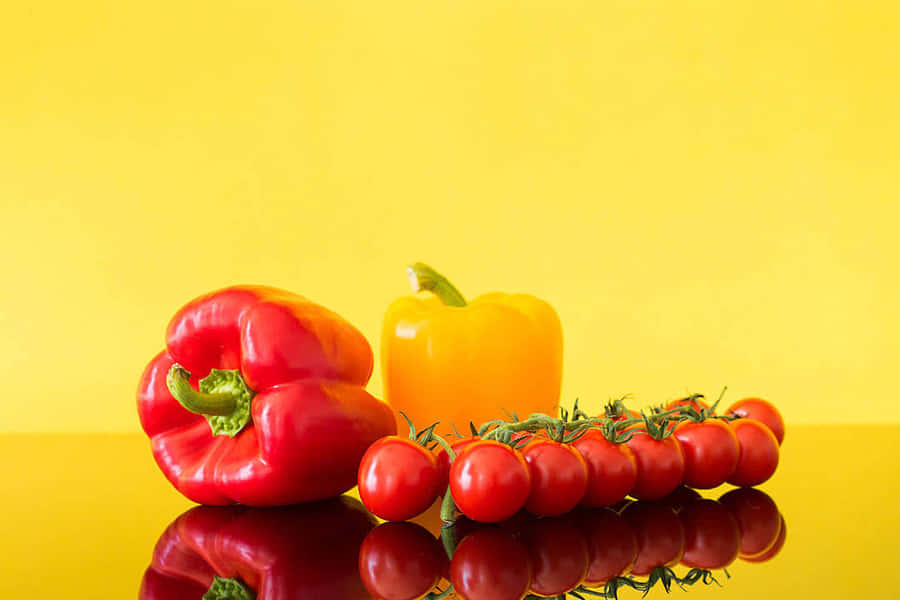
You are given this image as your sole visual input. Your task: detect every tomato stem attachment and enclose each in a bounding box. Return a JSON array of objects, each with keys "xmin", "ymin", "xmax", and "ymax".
[{"xmin": 407, "ymin": 262, "xmax": 467, "ymax": 307}]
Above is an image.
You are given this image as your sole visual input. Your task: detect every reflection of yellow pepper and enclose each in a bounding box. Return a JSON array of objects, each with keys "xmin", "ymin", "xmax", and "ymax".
[{"xmin": 381, "ymin": 263, "xmax": 563, "ymax": 438}]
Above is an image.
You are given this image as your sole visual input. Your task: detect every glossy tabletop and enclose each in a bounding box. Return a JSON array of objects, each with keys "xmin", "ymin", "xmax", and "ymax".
[{"xmin": 3, "ymin": 425, "xmax": 898, "ymax": 598}]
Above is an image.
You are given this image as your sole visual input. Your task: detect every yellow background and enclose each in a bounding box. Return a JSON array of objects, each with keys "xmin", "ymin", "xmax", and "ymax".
[{"xmin": 1, "ymin": 1, "xmax": 897, "ymax": 432}]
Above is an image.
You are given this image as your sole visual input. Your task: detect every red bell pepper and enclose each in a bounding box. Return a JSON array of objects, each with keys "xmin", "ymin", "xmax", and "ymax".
[
  {"xmin": 137, "ymin": 286, "xmax": 396, "ymax": 505},
  {"xmin": 139, "ymin": 496, "xmax": 377, "ymax": 599}
]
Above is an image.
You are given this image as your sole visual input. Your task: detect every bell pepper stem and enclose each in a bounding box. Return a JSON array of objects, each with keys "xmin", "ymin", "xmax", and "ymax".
[
  {"xmin": 407, "ymin": 263, "xmax": 467, "ymax": 307},
  {"xmin": 167, "ymin": 364, "xmax": 238, "ymax": 417}
]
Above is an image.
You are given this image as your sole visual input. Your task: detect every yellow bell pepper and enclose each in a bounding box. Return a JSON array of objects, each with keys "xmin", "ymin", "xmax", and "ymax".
[{"xmin": 381, "ymin": 263, "xmax": 563, "ymax": 438}]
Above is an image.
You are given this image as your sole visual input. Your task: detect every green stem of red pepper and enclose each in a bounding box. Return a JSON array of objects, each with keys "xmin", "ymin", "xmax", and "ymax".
[
  {"xmin": 407, "ymin": 262, "xmax": 468, "ymax": 307},
  {"xmin": 166, "ymin": 364, "xmax": 254, "ymax": 437}
]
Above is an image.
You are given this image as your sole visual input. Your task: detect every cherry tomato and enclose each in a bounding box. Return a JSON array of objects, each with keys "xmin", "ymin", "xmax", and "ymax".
[
  {"xmin": 679, "ymin": 499, "xmax": 740, "ymax": 569},
  {"xmin": 626, "ymin": 433, "xmax": 685, "ymax": 501},
  {"xmin": 520, "ymin": 518, "xmax": 589, "ymax": 596},
  {"xmin": 435, "ymin": 436, "xmax": 480, "ymax": 493},
  {"xmin": 742, "ymin": 514, "xmax": 787, "ymax": 563},
  {"xmin": 572, "ymin": 430, "xmax": 638, "ymax": 508},
  {"xmin": 577, "ymin": 508, "xmax": 638, "ymax": 585},
  {"xmin": 727, "ymin": 420, "xmax": 779, "ymax": 487},
  {"xmin": 358, "ymin": 436, "xmax": 442, "ymax": 521},
  {"xmin": 727, "ymin": 398, "xmax": 785, "ymax": 445},
  {"xmin": 673, "ymin": 419, "xmax": 740, "ymax": 489},
  {"xmin": 719, "ymin": 488, "xmax": 781, "ymax": 558},
  {"xmin": 450, "ymin": 527, "xmax": 531, "ymax": 600},
  {"xmin": 667, "ymin": 396, "xmax": 710, "ymax": 414},
  {"xmin": 359, "ymin": 522, "xmax": 446, "ymax": 600},
  {"xmin": 449, "ymin": 440, "xmax": 531, "ymax": 523},
  {"xmin": 622, "ymin": 501, "xmax": 685, "ymax": 576},
  {"xmin": 521, "ymin": 440, "xmax": 588, "ymax": 517}
]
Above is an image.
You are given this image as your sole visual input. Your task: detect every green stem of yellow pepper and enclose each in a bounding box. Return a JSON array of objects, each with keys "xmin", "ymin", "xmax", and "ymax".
[{"xmin": 407, "ymin": 263, "xmax": 467, "ymax": 307}]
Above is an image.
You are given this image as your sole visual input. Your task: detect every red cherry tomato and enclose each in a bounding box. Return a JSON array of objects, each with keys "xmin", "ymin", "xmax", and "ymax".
[
  {"xmin": 435, "ymin": 436, "xmax": 480, "ymax": 492},
  {"xmin": 679, "ymin": 499, "xmax": 740, "ymax": 569},
  {"xmin": 622, "ymin": 501, "xmax": 685, "ymax": 576},
  {"xmin": 727, "ymin": 420, "xmax": 780, "ymax": 487},
  {"xmin": 521, "ymin": 440, "xmax": 588, "ymax": 517},
  {"xmin": 449, "ymin": 441, "xmax": 532, "ymax": 523},
  {"xmin": 449, "ymin": 528, "xmax": 531, "ymax": 600},
  {"xmin": 358, "ymin": 437, "xmax": 442, "ymax": 521},
  {"xmin": 742, "ymin": 514, "xmax": 787, "ymax": 563},
  {"xmin": 359, "ymin": 522, "xmax": 446, "ymax": 600},
  {"xmin": 667, "ymin": 396, "xmax": 710, "ymax": 414},
  {"xmin": 727, "ymin": 398, "xmax": 785, "ymax": 445},
  {"xmin": 719, "ymin": 488, "xmax": 781, "ymax": 558},
  {"xmin": 673, "ymin": 419, "xmax": 740, "ymax": 489},
  {"xmin": 520, "ymin": 518, "xmax": 589, "ymax": 596},
  {"xmin": 626, "ymin": 433, "xmax": 685, "ymax": 501},
  {"xmin": 572, "ymin": 430, "xmax": 637, "ymax": 508},
  {"xmin": 577, "ymin": 508, "xmax": 638, "ymax": 585}
]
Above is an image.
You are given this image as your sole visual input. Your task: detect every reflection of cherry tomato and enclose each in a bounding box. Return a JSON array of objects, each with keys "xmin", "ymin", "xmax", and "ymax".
[
  {"xmin": 667, "ymin": 397, "xmax": 710, "ymax": 414},
  {"xmin": 522, "ymin": 440, "xmax": 588, "ymax": 517},
  {"xmin": 727, "ymin": 420, "xmax": 780, "ymax": 487},
  {"xmin": 657, "ymin": 486, "xmax": 702, "ymax": 514},
  {"xmin": 520, "ymin": 518, "xmax": 589, "ymax": 596},
  {"xmin": 727, "ymin": 398, "xmax": 785, "ymax": 445},
  {"xmin": 449, "ymin": 441, "xmax": 531, "ymax": 523},
  {"xmin": 622, "ymin": 501, "xmax": 685, "ymax": 576},
  {"xmin": 450, "ymin": 528, "xmax": 531, "ymax": 600},
  {"xmin": 578, "ymin": 508, "xmax": 638, "ymax": 585},
  {"xmin": 573, "ymin": 430, "xmax": 638, "ymax": 508},
  {"xmin": 435, "ymin": 437, "xmax": 480, "ymax": 492},
  {"xmin": 679, "ymin": 500, "xmax": 740, "ymax": 569},
  {"xmin": 626, "ymin": 433, "xmax": 685, "ymax": 501},
  {"xmin": 359, "ymin": 522, "xmax": 446, "ymax": 600},
  {"xmin": 358, "ymin": 437, "xmax": 442, "ymax": 521},
  {"xmin": 743, "ymin": 514, "xmax": 787, "ymax": 563},
  {"xmin": 719, "ymin": 488, "xmax": 781, "ymax": 558},
  {"xmin": 674, "ymin": 420, "xmax": 739, "ymax": 489}
]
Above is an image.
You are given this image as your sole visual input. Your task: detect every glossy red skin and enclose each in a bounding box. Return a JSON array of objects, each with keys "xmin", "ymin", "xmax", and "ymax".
[
  {"xmin": 520, "ymin": 518, "xmax": 589, "ymax": 596},
  {"xmin": 358, "ymin": 437, "xmax": 442, "ymax": 521},
  {"xmin": 626, "ymin": 433, "xmax": 685, "ymax": 501},
  {"xmin": 435, "ymin": 437, "xmax": 480, "ymax": 493},
  {"xmin": 577, "ymin": 508, "xmax": 638, "ymax": 585},
  {"xmin": 622, "ymin": 501, "xmax": 685, "ymax": 576},
  {"xmin": 742, "ymin": 514, "xmax": 787, "ymax": 563},
  {"xmin": 450, "ymin": 528, "xmax": 532, "ymax": 600},
  {"xmin": 449, "ymin": 441, "xmax": 532, "ymax": 523},
  {"xmin": 727, "ymin": 420, "xmax": 780, "ymax": 487},
  {"xmin": 719, "ymin": 488, "xmax": 781, "ymax": 558},
  {"xmin": 359, "ymin": 522, "xmax": 446, "ymax": 600},
  {"xmin": 137, "ymin": 286, "xmax": 396, "ymax": 505},
  {"xmin": 727, "ymin": 398, "xmax": 785, "ymax": 445},
  {"xmin": 522, "ymin": 440, "xmax": 589, "ymax": 517},
  {"xmin": 139, "ymin": 496, "xmax": 377, "ymax": 600},
  {"xmin": 679, "ymin": 499, "xmax": 740, "ymax": 569},
  {"xmin": 572, "ymin": 430, "xmax": 638, "ymax": 508},
  {"xmin": 674, "ymin": 420, "xmax": 740, "ymax": 489}
]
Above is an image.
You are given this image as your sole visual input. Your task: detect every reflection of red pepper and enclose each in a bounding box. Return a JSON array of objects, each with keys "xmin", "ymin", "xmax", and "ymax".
[
  {"xmin": 137, "ymin": 286, "xmax": 396, "ymax": 505},
  {"xmin": 139, "ymin": 496, "xmax": 377, "ymax": 599}
]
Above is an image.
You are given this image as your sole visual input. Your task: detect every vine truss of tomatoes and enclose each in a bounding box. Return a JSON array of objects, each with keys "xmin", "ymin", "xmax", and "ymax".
[{"xmin": 357, "ymin": 389, "xmax": 785, "ymax": 525}]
